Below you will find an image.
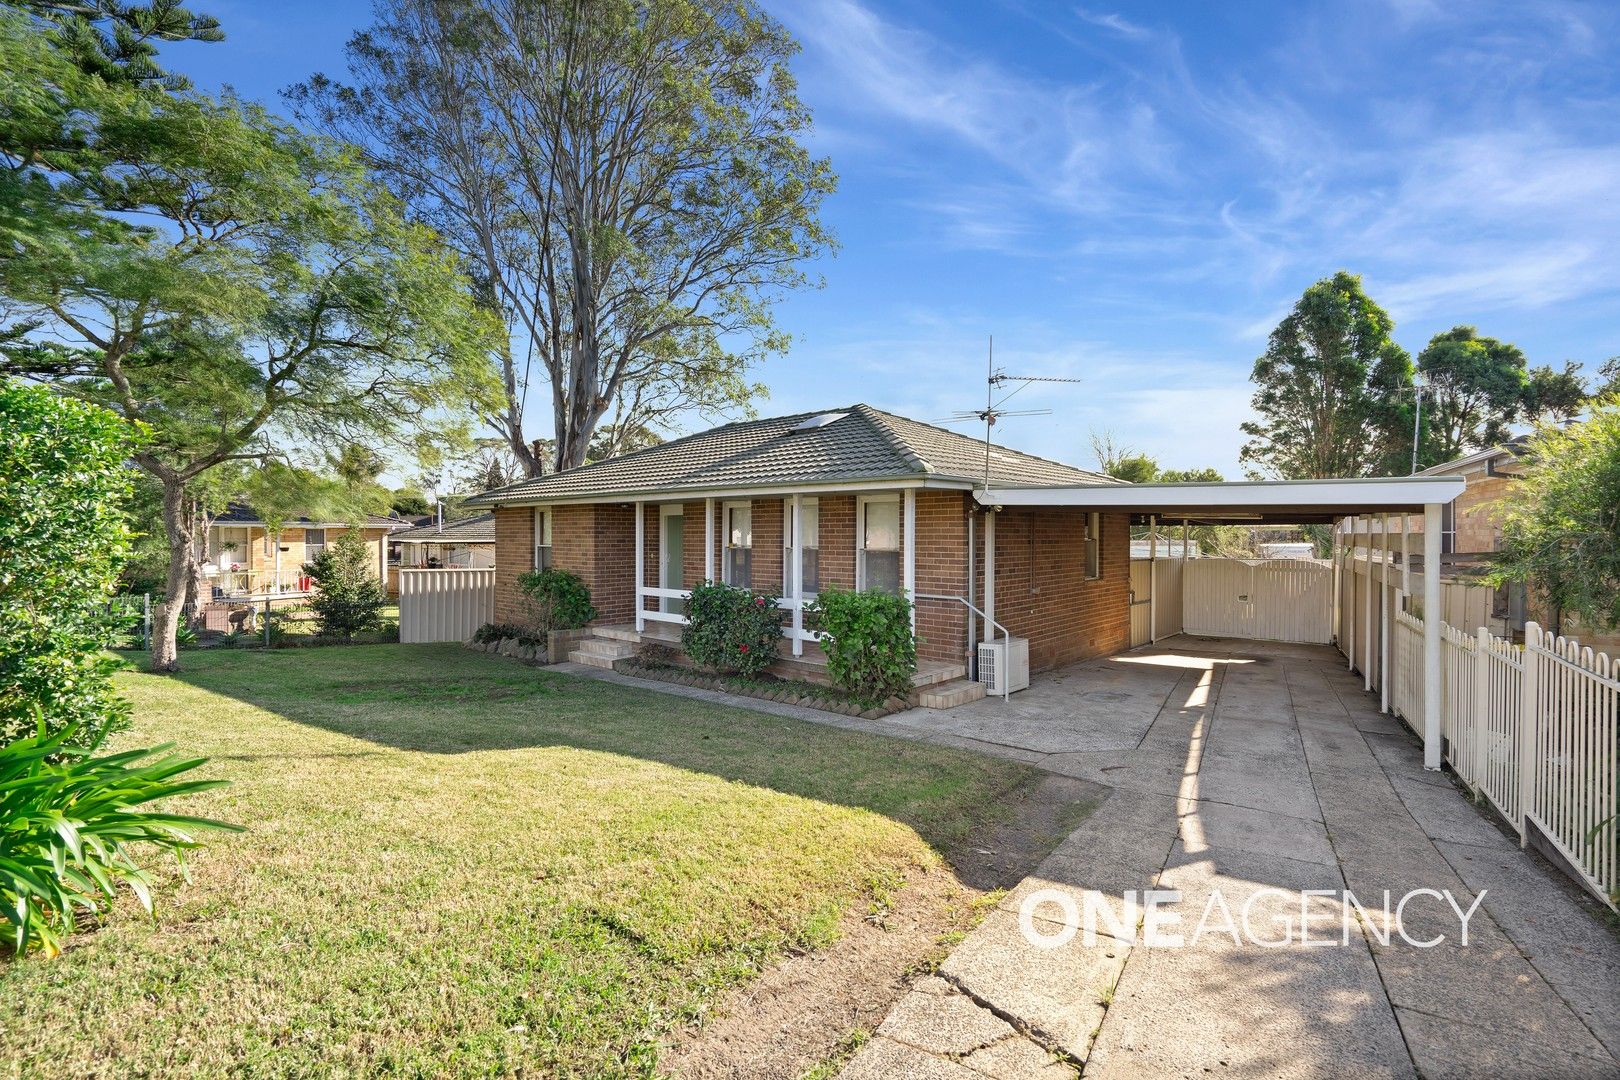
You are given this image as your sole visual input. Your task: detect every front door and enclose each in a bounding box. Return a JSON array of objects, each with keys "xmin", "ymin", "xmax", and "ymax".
[{"xmin": 661, "ymin": 509, "xmax": 685, "ymax": 615}]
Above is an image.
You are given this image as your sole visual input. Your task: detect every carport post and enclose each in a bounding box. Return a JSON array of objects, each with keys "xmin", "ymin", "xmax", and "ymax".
[
  {"xmin": 1362, "ymin": 515, "xmax": 1374, "ymax": 691},
  {"xmin": 1148, "ymin": 515, "xmax": 1157, "ymax": 643},
  {"xmin": 634, "ymin": 501, "xmax": 645, "ymax": 633},
  {"xmin": 1422, "ymin": 502, "xmax": 1443, "ymax": 770},
  {"xmin": 1346, "ymin": 516, "xmax": 1357, "ymax": 672},
  {"xmin": 1379, "ymin": 512, "xmax": 1391, "ymax": 713},
  {"xmin": 1330, "ymin": 519, "xmax": 1342, "ymax": 649},
  {"xmin": 1400, "ymin": 513, "xmax": 1410, "ymax": 595}
]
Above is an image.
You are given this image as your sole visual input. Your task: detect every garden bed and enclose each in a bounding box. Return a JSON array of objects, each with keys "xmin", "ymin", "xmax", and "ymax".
[{"xmin": 615, "ymin": 657, "xmax": 912, "ymax": 719}]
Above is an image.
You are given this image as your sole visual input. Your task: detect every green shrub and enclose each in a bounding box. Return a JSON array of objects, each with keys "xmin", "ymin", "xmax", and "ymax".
[
  {"xmin": 681, "ymin": 580, "xmax": 787, "ymax": 677},
  {"xmin": 472, "ymin": 622, "xmax": 545, "ymax": 648},
  {"xmin": 0, "ymin": 383, "xmax": 140, "ymax": 749},
  {"xmin": 516, "ymin": 568, "xmax": 597, "ymax": 631},
  {"xmin": 808, "ymin": 587, "xmax": 917, "ymax": 704},
  {"xmin": 304, "ymin": 532, "xmax": 386, "ymax": 641},
  {"xmin": 0, "ymin": 722, "xmax": 242, "ymax": 958}
]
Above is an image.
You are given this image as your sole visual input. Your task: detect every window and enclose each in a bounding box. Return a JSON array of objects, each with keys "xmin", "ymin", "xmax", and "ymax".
[
  {"xmin": 858, "ymin": 495, "xmax": 900, "ymax": 594},
  {"xmin": 304, "ymin": 528, "xmax": 327, "ymax": 558},
  {"xmin": 1441, "ymin": 502, "xmax": 1456, "ymax": 555},
  {"xmin": 784, "ymin": 498, "xmax": 820, "ymax": 595},
  {"xmin": 1084, "ymin": 512, "xmax": 1101, "ymax": 580},
  {"xmin": 533, "ymin": 509, "xmax": 552, "ymax": 570},
  {"xmin": 723, "ymin": 502, "xmax": 753, "ymax": 587}
]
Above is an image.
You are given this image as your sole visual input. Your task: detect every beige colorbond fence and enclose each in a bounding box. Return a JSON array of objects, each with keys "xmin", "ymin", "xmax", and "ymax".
[
  {"xmin": 1388, "ymin": 605, "xmax": 1618, "ymax": 907},
  {"xmin": 1182, "ymin": 557, "xmax": 1333, "ymax": 644},
  {"xmin": 398, "ymin": 568, "xmax": 494, "ymax": 644}
]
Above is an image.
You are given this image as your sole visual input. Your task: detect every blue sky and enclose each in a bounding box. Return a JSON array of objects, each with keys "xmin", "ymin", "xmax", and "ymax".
[{"xmin": 168, "ymin": 0, "xmax": 1620, "ymax": 478}]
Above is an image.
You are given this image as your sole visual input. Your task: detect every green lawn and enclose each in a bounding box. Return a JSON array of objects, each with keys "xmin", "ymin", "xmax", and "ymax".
[{"xmin": 0, "ymin": 644, "xmax": 1043, "ymax": 1078}]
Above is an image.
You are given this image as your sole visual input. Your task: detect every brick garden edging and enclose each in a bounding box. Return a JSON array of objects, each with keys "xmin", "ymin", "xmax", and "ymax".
[
  {"xmin": 465, "ymin": 637, "xmax": 548, "ymax": 663},
  {"xmin": 611, "ymin": 660, "xmax": 912, "ymax": 720}
]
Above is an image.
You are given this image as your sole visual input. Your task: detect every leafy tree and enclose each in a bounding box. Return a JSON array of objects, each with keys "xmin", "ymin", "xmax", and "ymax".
[
  {"xmin": 1090, "ymin": 431, "xmax": 1159, "ymax": 483},
  {"xmin": 0, "ymin": 381, "xmax": 139, "ymax": 748},
  {"xmin": 304, "ymin": 531, "xmax": 386, "ymax": 640},
  {"xmin": 1594, "ymin": 357, "xmax": 1620, "ymax": 399},
  {"xmin": 390, "ymin": 489, "xmax": 432, "ymax": 518},
  {"xmin": 16, "ymin": 0, "xmax": 221, "ymax": 87},
  {"xmin": 1489, "ymin": 400, "xmax": 1620, "ymax": 632},
  {"xmin": 290, "ymin": 0, "xmax": 835, "ymax": 474},
  {"xmin": 1523, "ymin": 361, "xmax": 1590, "ymax": 424},
  {"xmin": 1159, "ymin": 467, "xmax": 1225, "ymax": 483},
  {"xmin": 1240, "ymin": 272, "xmax": 1414, "ymax": 478},
  {"xmin": 1415, "ymin": 326, "xmax": 1529, "ymax": 460},
  {"xmin": 0, "ymin": 12, "xmax": 499, "ymax": 670}
]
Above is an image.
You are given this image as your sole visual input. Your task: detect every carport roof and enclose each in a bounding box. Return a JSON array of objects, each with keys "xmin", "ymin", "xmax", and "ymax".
[{"xmin": 973, "ymin": 475, "xmax": 1466, "ymax": 524}]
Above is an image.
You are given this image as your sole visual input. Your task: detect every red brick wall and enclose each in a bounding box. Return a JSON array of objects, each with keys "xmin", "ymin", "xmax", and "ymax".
[
  {"xmin": 915, "ymin": 491, "xmax": 970, "ymax": 666},
  {"xmin": 492, "ymin": 507, "xmax": 535, "ymax": 625},
  {"xmin": 976, "ymin": 508, "xmax": 1131, "ymax": 672},
  {"xmin": 819, "ymin": 495, "xmax": 856, "ymax": 591},
  {"xmin": 681, "ymin": 501, "xmax": 708, "ymax": 586},
  {"xmin": 752, "ymin": 498, "xmax": 784, "ymax": 594}
]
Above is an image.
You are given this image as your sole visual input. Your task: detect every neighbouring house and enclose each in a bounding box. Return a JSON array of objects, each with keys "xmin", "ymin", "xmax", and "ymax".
[
  {"xmin": 1417, "ymin": 442, "xmax": 1618, "ymax": 655},
  {"xmin": 204, "ymin": 502, "xmax": 408, "ymax": 600},
  {"xmin": 465, "ymin": 404, "xmax": 1465, "ymax": 703},
  {"xmin": 390, "ymin": 513, "xmax": 497, "ymax": 571}
]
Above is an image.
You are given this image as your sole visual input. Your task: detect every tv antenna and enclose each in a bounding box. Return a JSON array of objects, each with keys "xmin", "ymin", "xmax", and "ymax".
[{"xmin": 932, "ymin": 336, "xmax": 1084, "ymax": 491}]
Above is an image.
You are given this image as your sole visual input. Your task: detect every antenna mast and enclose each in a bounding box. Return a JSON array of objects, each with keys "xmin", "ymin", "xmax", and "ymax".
[{"xmin": 929, "ymin": 337, "xmax": 1085, "ymax": 491}]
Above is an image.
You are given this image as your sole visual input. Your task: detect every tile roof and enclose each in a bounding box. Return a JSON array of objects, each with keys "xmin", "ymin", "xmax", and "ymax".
[
  {"xmin": 214, "ymin": 502, "xmax": 409, "ymax": 529},
  {"xmin": 390, "ymin": 513, "xmax": 496, "ymax": 544},
  {"xmin": 467, "ymin": 404, "xmax": 1119, "ymax": 506}
]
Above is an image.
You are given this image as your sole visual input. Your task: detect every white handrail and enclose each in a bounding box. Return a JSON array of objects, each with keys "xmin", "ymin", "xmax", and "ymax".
[{"xmin": 914, "ymin": 592, "xmax": 1012, "ymax": 702}]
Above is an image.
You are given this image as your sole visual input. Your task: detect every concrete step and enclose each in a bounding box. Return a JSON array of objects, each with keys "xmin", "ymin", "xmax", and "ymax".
[
  {"xmin": 593, "ymin": 625, "xmax": 643, "ymax": 643},
  {"xmin": 912, "ymin": 661, "xmax": 967, "ymax": 688},
  {"xmin": 568, "ymin": 650, "xmax": 619, "ymax": 669},
  {"xmin": 917, "ymin": 679, "xmax": 987, "ymax": 710},
  {"xmin": 574, "ymin": 638, "xmax": 638, "ymax": 660}
]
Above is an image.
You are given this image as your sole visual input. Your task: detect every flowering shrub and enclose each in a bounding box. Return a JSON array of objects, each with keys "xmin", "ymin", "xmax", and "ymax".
[
  {"xmin": 807, "ymin": 587, "xmax": 917, "ymax": 704},
  {"xmin": 681, "ymin": 581, "xmax": 786, "ymax": 677}
]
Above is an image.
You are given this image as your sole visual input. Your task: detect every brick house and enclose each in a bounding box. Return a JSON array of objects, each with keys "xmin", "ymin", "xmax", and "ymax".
[
  {"xmin": 468, "ymin": 405, "xmax": 1133, "ymax": 682},
  {"xmin": 205, "ymin": 503, "xmax": 408, "ymax": 599}
]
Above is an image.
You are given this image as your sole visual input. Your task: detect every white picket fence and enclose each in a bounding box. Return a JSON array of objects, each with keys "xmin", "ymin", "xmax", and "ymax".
[
  {"xmin": 398, "ymin": 568, "xmax": 494, "ymax": 644},
  {"xmin": 1392, "ymin": 607, "xmax": 1619, "ymax": 906}
]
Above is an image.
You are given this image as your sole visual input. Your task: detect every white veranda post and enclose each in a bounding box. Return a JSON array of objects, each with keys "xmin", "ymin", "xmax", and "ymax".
[
  {"xmin": 634, "ymin": 501, "xmax": 645, "ymax": 633},
  {"xmin": 903, "ymin": 489, "xmax": 917, "ymax": 634},
  {"xmin": 1422, "ymin": 502, "xmax": 1443, "ymax": 770},
  {"xmin": 704, "ymin": 498, "xmax": 716, "ymax": 583},
  {"xmin": 790, "ymin": 494, "xmax": 804, "ymax": 657}
]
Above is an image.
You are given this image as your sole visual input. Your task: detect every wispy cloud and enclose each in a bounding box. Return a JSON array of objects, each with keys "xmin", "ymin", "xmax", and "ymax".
[{"xmin": 1073, "ymin": 8, "xmax": 1152, "ymax": 39}]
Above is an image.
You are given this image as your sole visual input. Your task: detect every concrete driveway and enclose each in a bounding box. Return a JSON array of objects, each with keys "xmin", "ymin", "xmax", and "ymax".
[{"xmin": 844, "ymin": 636, "xmax": 1620, "ymax": 1079}]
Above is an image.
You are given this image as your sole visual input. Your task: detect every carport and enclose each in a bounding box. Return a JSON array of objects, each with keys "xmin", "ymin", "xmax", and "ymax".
[{"xmin": 975, "ymin": 476, "xmax": 1464, "ymax": 769}]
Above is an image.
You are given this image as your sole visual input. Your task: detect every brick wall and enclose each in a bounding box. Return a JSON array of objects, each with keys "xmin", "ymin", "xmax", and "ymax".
[
  {"xmin": 1454, "ymin": 472, "xmax": 1512, "ymax": 554},
  {"xmin": 914, "ymin": 491, "xmax": 970, "ymax": 666},
  {"xmin": 977, "ymin": 508, "xmax": 1131, "ymax": 672},
  {"xmin": 492, "ymin": 507, "xmax": 534, "ymax": 625},
  {"xmin": 751, "ymin": 498, "xmax": 784, "ymax": 593},
  {"xmin": 819, "ymin": 494, "xmax": 856, "ymax": 591}
]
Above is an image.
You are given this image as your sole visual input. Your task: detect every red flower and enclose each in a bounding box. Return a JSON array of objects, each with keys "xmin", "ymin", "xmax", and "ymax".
[
  {"xmin": 755, "ymin": 597, "xmax": 766, "ymax": 606},
  {"xmin": 739, "ymin": 644, "xmax": 750, "ymax": 653}
]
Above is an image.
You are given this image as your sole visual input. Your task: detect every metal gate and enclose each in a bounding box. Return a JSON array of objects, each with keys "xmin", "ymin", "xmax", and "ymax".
[
  {"xmin": 1183, "ymin": 558, "xmax": 1332, "ymax": 644},
  {"xmin": 398, "ymin": 568, "xmax": 495, "ymax": 644}
]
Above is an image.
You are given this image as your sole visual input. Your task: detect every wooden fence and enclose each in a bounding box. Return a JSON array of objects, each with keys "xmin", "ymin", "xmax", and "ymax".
[{"xmin": 1391, "ymin": 607, "xmax": 1618, "ymax": 906}]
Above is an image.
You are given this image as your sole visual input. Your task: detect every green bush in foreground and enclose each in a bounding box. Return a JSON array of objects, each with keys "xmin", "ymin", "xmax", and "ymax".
[
  {"xmin": 682, "ymin": 581, "xmax": 787, "ymax": 677},
  {"xmin": 0, "ymin": 723, "xmax": 241, "ymax": 958},
  {"xmin": 808, "ymin": 587, "xmax": 917, "ymax": 704},
  {"xmin": 0, "ymin": 382, "xmax": 140, "ymax": 749},
  {"xmin": 516, "ymin": 568, "xmax": 597, "ymax": 632}
]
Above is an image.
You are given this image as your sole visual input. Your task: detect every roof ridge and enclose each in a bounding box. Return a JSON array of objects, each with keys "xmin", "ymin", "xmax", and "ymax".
[{"xmin": 849, "ymin": 404, "xmax": 932, "ymax": 475}]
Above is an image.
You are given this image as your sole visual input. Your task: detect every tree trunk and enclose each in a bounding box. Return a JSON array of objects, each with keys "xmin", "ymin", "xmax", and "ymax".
[{"xmin": 149, "ymin": 475, "xmax": 192, "ymax": 672}]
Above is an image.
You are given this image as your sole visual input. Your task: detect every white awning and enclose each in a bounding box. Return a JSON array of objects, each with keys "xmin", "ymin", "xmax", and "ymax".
[{"xmin": 973, "ymin": 476, "xmax": 1464, "ymax": 522}]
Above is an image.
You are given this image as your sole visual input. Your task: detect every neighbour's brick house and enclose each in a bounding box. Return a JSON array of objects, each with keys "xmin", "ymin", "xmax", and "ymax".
[{"xmin": 472, "ymin": 405, "xmax": 1131, "ymax": 677}]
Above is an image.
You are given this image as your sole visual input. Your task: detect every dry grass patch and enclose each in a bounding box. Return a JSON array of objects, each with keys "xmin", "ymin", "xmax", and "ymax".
[{"xmin": 0, "ymin": 644, "xmax": 1044, "ymax": 1078}]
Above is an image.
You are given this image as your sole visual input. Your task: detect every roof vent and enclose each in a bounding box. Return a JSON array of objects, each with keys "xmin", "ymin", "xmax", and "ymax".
[{"xmin": 790, "ymin": 411, "xmax": 848, "ymax": 433}]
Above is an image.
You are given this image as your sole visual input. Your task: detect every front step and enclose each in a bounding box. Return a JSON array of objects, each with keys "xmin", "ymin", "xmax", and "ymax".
[
  {"xmin": 593, "ymin": 625, "xmax": 643, "ymax": 643},
  {"xmin": 917, "ymin": 679, "xmax": 987, "ymax": 710},
  {"xmin": 568, "ymin": 637, "xmax": 638, "ymax": 668}
]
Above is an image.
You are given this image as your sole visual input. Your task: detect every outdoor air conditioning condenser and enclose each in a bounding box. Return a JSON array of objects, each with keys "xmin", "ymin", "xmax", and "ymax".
[{"xmin": 977, "ymin": 638, "xmax": 1030, "ymax": 696}]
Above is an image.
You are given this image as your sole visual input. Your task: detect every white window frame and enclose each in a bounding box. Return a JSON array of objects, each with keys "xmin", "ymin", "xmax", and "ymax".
[
  {"xmin": 785, "ymin": 496, "xmax": 820, "ymax": 596},
  {"xmin": 533, "ymin": 508, "xmax": 553, "ymax": 570},
  {"xmin": 856, "ymin": 494, "xmax": 901, "ymax": 594},
  {"xmin": 304, "ymin": 527, "xmax": 327, "ymax": 557},
  {"xmin": 1084, "ymin": 512, "xmax": 1102, "ymax": 580},
  {"xmin": 722, "ymin": 500, "xmax": 753, "ymax": 587}
]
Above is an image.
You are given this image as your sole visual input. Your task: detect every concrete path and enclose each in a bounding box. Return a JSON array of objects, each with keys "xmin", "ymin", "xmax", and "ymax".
[{"xmin": 838, "ymin": 637, "xmax": 1620, "ymax": 1079}]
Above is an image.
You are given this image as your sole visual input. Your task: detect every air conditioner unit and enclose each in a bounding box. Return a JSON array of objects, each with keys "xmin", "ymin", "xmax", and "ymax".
[{"xmin": 977, "ymin": 638, "xmax": 1030, "ymax": 696}]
